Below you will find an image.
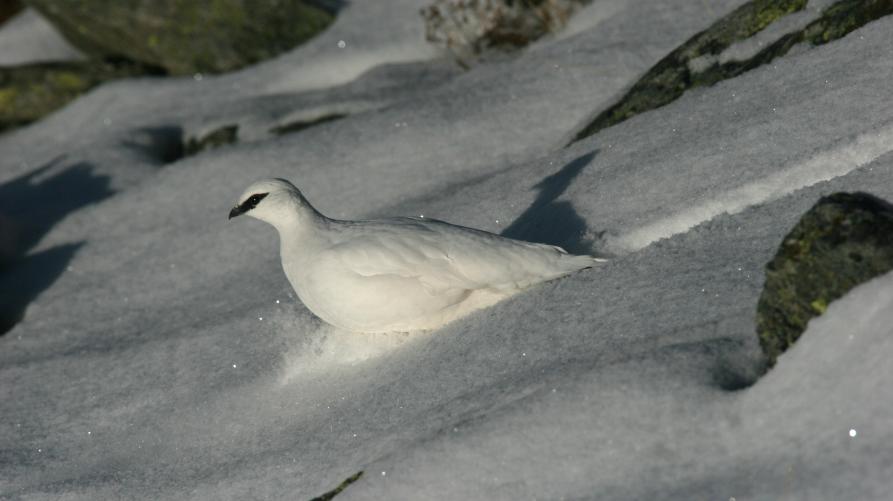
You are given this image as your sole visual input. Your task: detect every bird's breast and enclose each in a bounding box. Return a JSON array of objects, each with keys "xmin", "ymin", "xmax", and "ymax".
[{"xmin": 281, "ymin": 253, "xmax": 472, "ymax": 332}]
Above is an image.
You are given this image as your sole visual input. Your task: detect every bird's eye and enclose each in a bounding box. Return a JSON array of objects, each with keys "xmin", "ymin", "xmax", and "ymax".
[{"xmin": 243, "ymin": 192, "xmax": 269, "ymax": 209}]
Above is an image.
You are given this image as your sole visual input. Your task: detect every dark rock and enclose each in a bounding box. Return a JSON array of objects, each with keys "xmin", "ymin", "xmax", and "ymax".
[
  {"xmin": 0, "ymin": 60, "xmax": 154, "ymax": 131},
  {"xmin": 0, "ymin": 0, "xmax": 23, "ymax": 26},
  {"xmin": 756, "ymin": 192, "xmax": 893, "ymax": 366},
  {"xmin": 309, "ymin": 471, "xmax": 363, "ymax": 501},
  {"xmin": 23, "ymin": 0, "xmax": 334, "ymax": 75},
  {"xmin": 122, "ymin": 126, "xmax": 185, "ymax": 164},
  {"xmin": 270, "ymin": 113, "xmax": 346, "ymax": 136},
  {"xmin": 422, "ymin": 0, "xmax": 584, "ymax": 66},
  {"xmin": 572, "ymin": 0, "xmax": 893, "ymax": 143},
  {"xmin": 183, "ymin": 125, "xmax": 238, "ymax": 156}
]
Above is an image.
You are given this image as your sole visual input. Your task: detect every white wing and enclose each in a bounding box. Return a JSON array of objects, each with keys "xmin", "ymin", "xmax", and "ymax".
[{"xmin": 325, "ymin": 218, "xmax": 595, "ymax": 294}]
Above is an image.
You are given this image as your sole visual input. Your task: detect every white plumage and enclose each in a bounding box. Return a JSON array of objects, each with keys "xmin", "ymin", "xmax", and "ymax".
[{"xmin": 229, "ymin": 178, "xmax": 602, "ymax": 333}]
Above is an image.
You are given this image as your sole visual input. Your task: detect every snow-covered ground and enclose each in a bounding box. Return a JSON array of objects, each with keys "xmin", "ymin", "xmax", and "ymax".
[
  {"xmin": 2, "ymin": 1, "xmax": 893, "ymax": 499},
  {"xmin": 0, "ymin": 8, "xmax": 84, "ymax": 66}
]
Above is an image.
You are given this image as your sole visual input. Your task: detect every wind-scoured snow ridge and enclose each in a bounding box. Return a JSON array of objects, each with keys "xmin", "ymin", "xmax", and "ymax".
[
  {"xmin": 552, "ymin": 0, "xmax": 627, "ymax": 42},
  {"xmin": 609, "ymin": 120, "xmax": 893, "ymax": 253},
  {"xmin": 258, "ymin": 0, "xmax": 438, "ymax": 95},
  {"xmin": 263, "ymin": 44, "xmax": 439, "ymax": 95}
]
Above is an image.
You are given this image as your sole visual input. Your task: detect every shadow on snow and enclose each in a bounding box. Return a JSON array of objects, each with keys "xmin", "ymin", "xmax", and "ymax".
[
  {"xmin": 502, "ymin": 150, "xmax": 601, "ymax": 256},
  {"xmin": 0, "ymin": 157, "xmax": 113, "ymax": 334}
]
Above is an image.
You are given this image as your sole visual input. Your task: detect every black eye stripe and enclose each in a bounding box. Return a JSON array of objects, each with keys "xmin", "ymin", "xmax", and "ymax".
[{"xmin": 241, "ymin": 192, "xmax": 268, "ymax": 211}]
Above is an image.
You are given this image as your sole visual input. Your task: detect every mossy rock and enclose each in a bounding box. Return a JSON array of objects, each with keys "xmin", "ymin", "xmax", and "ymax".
[
  {"xmin": 183, "ymin": 124, "xmax": 239, "ymax": 156},
  {"xmin": 421, "ymin": 0, "xmax": 584, "ymax": 66},
  {"xmin": 269, "ymin": 113, "xmax": 346, "ymax": 136},
  {"xmin": 309, "ymin": 471, "xmax": 363, "ymax": 501},
  {"xmin": 0, "ymin": 60, "xmax": 151, "ymax": 131},
  {"xmin": 0, "ymin": 0, "xmax": 23, "ymax": 26},
  {"xmin": 756, "ymin": 192, "xmax": 893, "ymax": 366},
  {"xmin": 572, "ymin": 0, "xmax": 893, "ymax": 142},
  {"xmin": 23, "ymin": 0, "xmax": 334, "ymax": 75}
]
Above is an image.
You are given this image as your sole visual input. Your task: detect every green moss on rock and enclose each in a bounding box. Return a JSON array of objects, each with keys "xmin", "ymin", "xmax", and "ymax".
[
  {"xmin": 756, "ymin": 192, "xmax": 893, "ymax": 366},
  {"xmin": 183, "ymin": 125, "xmax": 239, "ymax": 156},
  {"xmin": 572, "ymin": 0, "xmax": 893, "ymax": 143},
  {"xmin": 309, "ymin": 471, "xmax": 363, "ymax": 501},
  {"xmin": 23, "ymin": 0, "xmax": 334, "ymax": 75},
  {"xmin": 0, "ymin": 60, "xmax": 150, "ymax": 131},
  {"xmin": 803, "ymin": 0, "xmax": 893, "ymax": 43},
  {"xmin": 572, "ymin": 0, "xmax": 805, "ymax": 142}
]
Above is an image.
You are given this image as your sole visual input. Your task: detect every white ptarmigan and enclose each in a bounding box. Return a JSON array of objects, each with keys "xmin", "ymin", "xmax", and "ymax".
[{"xmin": 229, "ymin": 178, "xmax": 603, "ymax": 333}]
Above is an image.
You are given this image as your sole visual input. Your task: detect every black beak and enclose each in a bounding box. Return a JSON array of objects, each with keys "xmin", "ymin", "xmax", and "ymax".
[
  {"xmin": 228, "ymin": 205, "xmax": 245, "ymax": 220},
  {"xmin": 228, "ymin": 192, "xmax": 267, "ymax": 220}
]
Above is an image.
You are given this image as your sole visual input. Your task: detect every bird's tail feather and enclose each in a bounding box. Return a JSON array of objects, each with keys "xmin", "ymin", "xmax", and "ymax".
[{"xmin": 562, "ymin": 254, "xmax": 606, "ymax": 271}]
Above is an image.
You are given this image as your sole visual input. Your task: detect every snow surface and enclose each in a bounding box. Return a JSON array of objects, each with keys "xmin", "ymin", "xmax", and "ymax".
[
  {"xmin": 2, "ymin": 0, "xmax": 893, "ymax": 499},
  {"xmin": 0, "ymin": 9, "xmax": 83, "ymax": 66}
]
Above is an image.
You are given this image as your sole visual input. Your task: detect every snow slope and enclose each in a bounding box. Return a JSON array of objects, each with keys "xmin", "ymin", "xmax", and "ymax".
[
  {"xmin": 0, "ymin": 8, "xmax": 83, "ymax": 66},
  {"xmin": 2, "ymin": 1, "xmax": 892, "ymax": 499}
]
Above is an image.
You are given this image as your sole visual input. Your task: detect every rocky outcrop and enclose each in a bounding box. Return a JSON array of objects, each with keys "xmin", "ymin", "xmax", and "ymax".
[
  {"xmin": 0, "ymin": 60, "xmax": 153, "ymax": 131},
  {"xmin": 0, "ymin": 1, "xmax": 336, "ymax": 131},
  {"xmin": 23, "ymin": 0, "xmax": 334, "ymax": 75},
  {"xmin": 572, "ymin": 0, "xmax": 893, "ymax": 142},
  {"xmin": 756, "ymin": 192, "xmax": 893, "ymax": 366},
  {"xmin": 183, "ymin": 125, "xmax": 239, "ymax": 156},
  {"xmin": 422, "ymin": 0, "xmax": 584, "ymax": 66},
  {"xmin": 309, "ymin": 471, "xmax": 363, "ymax": 501}
]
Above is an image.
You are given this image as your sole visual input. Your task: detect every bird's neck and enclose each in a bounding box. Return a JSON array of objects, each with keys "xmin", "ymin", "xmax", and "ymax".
[
  {"xmin": 277, "ymin": 204, "xmax": 324, "ymax": 232},
  {"xmin": 275, "ymin": 200, "xmax": 330, "ymax": 259}
]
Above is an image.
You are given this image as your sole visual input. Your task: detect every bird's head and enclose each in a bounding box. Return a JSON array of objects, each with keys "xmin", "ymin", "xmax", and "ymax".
[{"xmin": 229, "ymin": 178, "xmax": 313, "ymax": 228}]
